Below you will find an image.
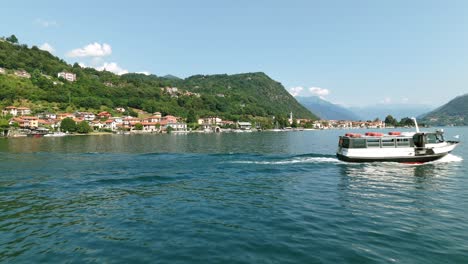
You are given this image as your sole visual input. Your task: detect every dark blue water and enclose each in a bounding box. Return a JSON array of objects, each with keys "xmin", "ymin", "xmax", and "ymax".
[{"xmin": 1, "ymin": 128, "xmax": 467, "ymax": 263}]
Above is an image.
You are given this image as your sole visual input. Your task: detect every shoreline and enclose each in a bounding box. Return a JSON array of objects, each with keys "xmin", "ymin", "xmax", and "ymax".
[{"xmin": 1, "ymin": 125, "xmax": 464, "ymax": 139}]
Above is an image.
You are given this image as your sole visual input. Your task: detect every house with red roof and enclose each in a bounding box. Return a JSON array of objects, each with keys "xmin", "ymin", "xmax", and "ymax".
[{"xmin": 97, "ymin": 111, "xmax": 112, "ymax": 119}]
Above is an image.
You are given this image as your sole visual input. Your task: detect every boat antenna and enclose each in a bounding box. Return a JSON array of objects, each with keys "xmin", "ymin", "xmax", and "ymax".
[{"xmin": 411, "ymin": 117, "xmax": 420, "ymax": 133}]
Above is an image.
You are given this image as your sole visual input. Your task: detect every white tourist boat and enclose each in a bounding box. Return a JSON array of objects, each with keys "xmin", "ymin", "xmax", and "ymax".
[{"xmin": 336, "ymin": 118, "xmax": 459, "ymax": 163}]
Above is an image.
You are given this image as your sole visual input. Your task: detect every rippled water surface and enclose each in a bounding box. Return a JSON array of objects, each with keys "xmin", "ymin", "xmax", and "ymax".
[{"xmin": 1, "ymin": 128, "xmax": 467, "ymax": 263}]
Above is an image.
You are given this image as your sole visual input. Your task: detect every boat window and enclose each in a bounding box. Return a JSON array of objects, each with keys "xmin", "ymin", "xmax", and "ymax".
[
  {"xmin": 341, "ymin": 138, "xmax": 350, "ymax": 148},
  {"xmin": 381, "ymin": 138, "xmax": 395, "ymax": 147},
  {"xmin": 396, "ymin": 138, "xmax": 410, "ymax": 147},
  {"xmin": 426, "ymin": 134, "xmax": 437, "ymax": 144},
  {"xmin": 351, "ymin": 138, "xmax": 367, "ymax": 148},
  {"xmin": 366, "ymin": 138, "xmax": 380, "ymax": 148},
  {"xmin": 436, "ymin": 133, "xmax": 444, "ymax": 143}
]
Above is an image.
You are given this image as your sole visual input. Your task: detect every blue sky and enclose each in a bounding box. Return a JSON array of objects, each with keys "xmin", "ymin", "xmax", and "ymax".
[{"xmin": 1, "ymin": 0, "xmax": 468, "ymax": 107}]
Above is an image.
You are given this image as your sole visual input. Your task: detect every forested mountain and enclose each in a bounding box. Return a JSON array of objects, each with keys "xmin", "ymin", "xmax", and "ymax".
[
  {"xmin": 296, "ymin": 96, "xmax": 361, "ymax": 120},
  {"xmin": 419, "ymin": 94, "xmax": 468, "ymax": 126},
  {"xmin": 0, "ymin": 37, "xmax": 316, "ymax": 123}
]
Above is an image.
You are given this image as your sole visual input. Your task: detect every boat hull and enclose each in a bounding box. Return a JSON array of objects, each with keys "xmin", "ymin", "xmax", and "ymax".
[{"xmin": 336, "ymin": 153, "xmax": 448, "ymax": 163}]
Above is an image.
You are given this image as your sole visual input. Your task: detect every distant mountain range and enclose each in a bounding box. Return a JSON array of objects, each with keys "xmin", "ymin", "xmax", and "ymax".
[
  {"xmin": 296, "ymin": 96, "xmax": 361, "ymax": 120},
  {"xmin": 349, "ymin": 104, "xmax": 434, "ymax": 121},
  {"xmin": 296, "ymin": 95, "xmax": 438, "ymax": 122},
  {"xmin": 419, "ymin": 93, "xmax": 468, "ymax": 126}
]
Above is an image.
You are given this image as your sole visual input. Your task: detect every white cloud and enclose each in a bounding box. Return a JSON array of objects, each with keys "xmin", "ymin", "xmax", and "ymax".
[
  {"xmin": 78, "ymin": 61, "xmax": 129, "ymax": 75},
  {"xmin": 309, "ymin": 87, "xmax": 330, "ymax": 98},
  {"xmin": 96, "ymin": 62, "xmax": 128, "ymax": 75},
  {"xmin": 136, "ymin": 71, "xmax": 151, "ymax": 76},
  {"xmin": 401, "ymin": 97, "xmax": 409, "ymax": 103},
  {"xmin": 39, "ymin": 42, "xmax": 55, "ymax": 53},
  {"xmin": 35, "ymin": 18, "xmax": 58, "ymax": 28},
  {"xmin": 288, "ymin": 86, "xmax": 304, "ymax": 97},
  {"xmin": 67, "ymin": 42, "xmax": 112, "ymax": 58},
  {"xmin": 288, "ymin": 86, "xmax": 331, "ymax": 98}
]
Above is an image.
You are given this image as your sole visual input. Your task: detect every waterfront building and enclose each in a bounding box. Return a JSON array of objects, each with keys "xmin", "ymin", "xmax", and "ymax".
[
  {"xmin": 198, "ymin": 117, "xmax": 222, "ymax": 126},
  {"xmin": 103, "ymin": 120, "xmax": 117, "ymax": 131},
  {"xmin": 237, "ymin": 122, "xmax": 252, "ymax": 130},
  {"xmin": 165, "ymin": 122, "xmax": 188, "ymax": 132},
  {"xmin": 140, "ymin": 122, "xmax": 158, "ymax": 132},
  {"xmin": 10, "ymin": 116, "xmax": 39, "ymax": 128},
  {"xmin": 161, "ymin": 115, "xmax": 178, "ymax": 124}
]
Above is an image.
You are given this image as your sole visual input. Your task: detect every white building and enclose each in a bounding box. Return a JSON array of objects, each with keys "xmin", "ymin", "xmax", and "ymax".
[
  {"xmin": 237, "ymin": 122, "xmax": 252, "ymax": 130},
  {"xmin": 75, "ymin": 112, "xmax": 95, "ymax": 121},
  {"xmin": 198, "ymin": 117, "xmax": 222, "ymax": 125},
  {"xmin": 58, "ymin": 71, "xmax": 77, "ymax": 82},
  {"xmin": 104, "ymin": 120, "xmax": 117, "ymax": 131},
  {"xmin": 37, "ymin": 112, "xmax": 57, "ymax": 120},
  {"xmin": 166, "ymin": 122, "xmax": 187, "ymax": 131},
  {"xmin": 2, "ymin": 106, "xmax": 17, "ymax": 116},
  {"xmin": 2, "ymin": 106, "xmax": 31, "ymax": 116}
]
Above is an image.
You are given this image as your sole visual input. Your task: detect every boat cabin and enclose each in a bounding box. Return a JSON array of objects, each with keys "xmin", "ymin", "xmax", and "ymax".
[{"xmin": 338, "ymin": 131, "xmax": 445, "ymax": 149}]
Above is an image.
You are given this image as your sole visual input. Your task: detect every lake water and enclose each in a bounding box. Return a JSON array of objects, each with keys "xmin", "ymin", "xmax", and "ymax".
[{"xmin": 1, "ymin": 128, "xmax": 467, "ymax": 263}]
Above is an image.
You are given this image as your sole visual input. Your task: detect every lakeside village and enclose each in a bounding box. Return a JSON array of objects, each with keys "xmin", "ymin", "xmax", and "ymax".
[
  {"xmin": 0, "ymin": 69, "xmax": 387, "ymax": 137},
  {"xmin": 0, "ymin": 105, "xmax": 386, "ymax": 137}
]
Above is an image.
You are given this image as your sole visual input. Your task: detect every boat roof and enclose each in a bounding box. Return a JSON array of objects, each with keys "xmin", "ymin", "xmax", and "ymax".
[{"xmin": 341, "ymin": 131, "xmax": 441, "ymax": 138}]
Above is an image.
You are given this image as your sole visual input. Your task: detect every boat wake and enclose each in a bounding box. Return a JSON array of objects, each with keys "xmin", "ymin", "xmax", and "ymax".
[
  {"xmin": 428, "ymin": 154, "xmax": 463, "ymax": 164},
  {"xmin": 228, "ymin": 153, "xmax": 463, "ymax": 166},
  {"xmin": 229, "ymin": 154, "xmax": 344, "ymax": 165}
]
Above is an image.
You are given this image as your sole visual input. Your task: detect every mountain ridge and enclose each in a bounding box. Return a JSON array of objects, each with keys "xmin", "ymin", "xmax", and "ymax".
[
  {"xmin": 419, "ymin": 93, "xmax": 468, "ymax": 125},
  {"xmin": 0, "ymin": 37, "xmax": 317, "ymax": 123},
  {"xmin": 296, "ymin": 96, "xmax": 361, "ymax": 120}
]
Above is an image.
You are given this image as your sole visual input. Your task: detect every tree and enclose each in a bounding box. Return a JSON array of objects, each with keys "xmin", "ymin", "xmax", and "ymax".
[
  {"xmin": 291, "ymin": 119, "xmax": 298, "ymax": 128},
  {"xmin": 127, "ymin": 109, "xmax": 138, "ymax": 117},
  {"xmin": 384, "ymin": 115, "xmax": 398, "ymax": 126},
  {"xmin": 399, "ymin": 117, "xmax": 414, "ymax": 127},
  {"xmin": 134, "ymin": 123, "xmax": 143, "ymax": 130},
  {"xmin": 76, "ymin": 121, "xmax": 92, "ymax": 133},
  {"xmin": 187, "ymin": 109, "xmax": 197, "ymax": 124},
  {"xmin": 6, "ymin": 34, "xmax": 18, "ymax": 44},
  {"xmin": 0, "ymin": 119, "xmax": 10, "ymax": 135},
  {"xmin": 60, "ymin": 117, "xmax": 76, "ymax": 132}
]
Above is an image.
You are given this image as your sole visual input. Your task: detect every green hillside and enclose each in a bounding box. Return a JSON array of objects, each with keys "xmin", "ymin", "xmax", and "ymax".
[
  {"xmin": 420, "ymin": 94, "xmax": 468, "ymax": 126},
  {"xmin": 0, "ymin": 37, "xmax": 316, "ymax": 123}
]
